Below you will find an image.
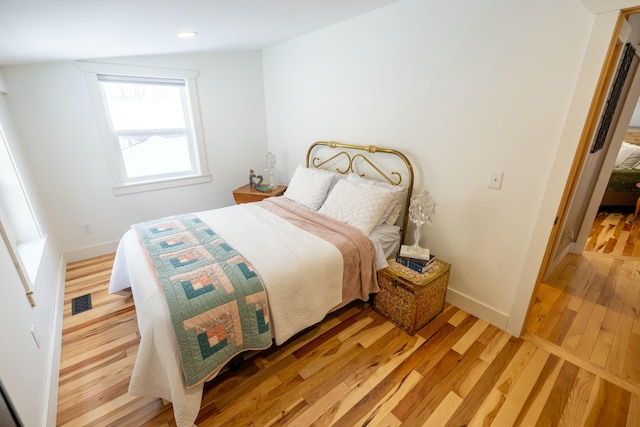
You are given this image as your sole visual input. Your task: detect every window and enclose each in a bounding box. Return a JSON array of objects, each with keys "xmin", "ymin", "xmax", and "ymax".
[
  {"xmin": 78, "ymin": 62, "xmax": 210, "ymax": 195},
  {"xmin": 0, "ymin": 123, "xmax": 43, "ymax": 297}
]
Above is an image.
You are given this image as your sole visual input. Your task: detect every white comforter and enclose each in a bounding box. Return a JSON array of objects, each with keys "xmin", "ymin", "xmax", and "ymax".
[{"xmin": 109, "ymin": 201, "xmax": 349, "ymax": 426}]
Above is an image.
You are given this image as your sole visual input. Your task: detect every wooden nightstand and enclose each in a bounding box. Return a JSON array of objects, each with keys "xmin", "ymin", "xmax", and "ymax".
[
  {"xmin": 232, "ymin": 184, "xmax": 287, "ymax": 204},
  {"xmin": 373, "ymin": 258, "xmax": 450, "ymax": 335}
]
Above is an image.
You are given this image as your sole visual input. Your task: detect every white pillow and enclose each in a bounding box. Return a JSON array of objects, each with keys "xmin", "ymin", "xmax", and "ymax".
[
  {"xmin": 318, "ymin": 179, "xmax": 394, "ymax": 235},
  {"xmin": 283, "ymin": 165, "xmax": 335, "ymax": 210},
  {"xmin": 345, "ymin": 173, "xmax": 406, "ymax": 225},
  {"xmin": 615, "ymin": 142, "xmax": 640, "ymax": 168},
  {"xmin": 385, "ymin": 191, "xmax": 407, "ymax": 225}
]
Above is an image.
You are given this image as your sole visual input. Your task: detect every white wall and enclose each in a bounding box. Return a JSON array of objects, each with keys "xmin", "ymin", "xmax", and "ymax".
[
  {"xmin": 630, "ymin": 99, "xmax": 640, "ymax": 126},
  {"xmin": 0, "ymin": 91, "xmax": 65, "ymax": 427},
  {"xmin": 1, "ymin": 50, "xmax": 268, "ymax": 261},
  {"xmin": 263, "ymin": 0, "xmax": 595, "ymax": 329}
]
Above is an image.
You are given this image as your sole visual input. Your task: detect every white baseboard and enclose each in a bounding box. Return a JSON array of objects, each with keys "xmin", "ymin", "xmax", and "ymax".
[
  {"xmin": 445, "ymin": 288, "xmax": 510, "ymax": 331},
  {"xmin": 43, "ymin": 252, "xmax": 66, "ymax": 427},
  {"xmin": 64, "ymin": 240, "xmax": 119, "ymax": 263}
]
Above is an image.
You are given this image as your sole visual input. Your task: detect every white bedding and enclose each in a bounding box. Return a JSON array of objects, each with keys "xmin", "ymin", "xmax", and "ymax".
[
  {"xmin": 369, "ymin": 223, "xmax": 401, "ymax": 269},
  {"xmin": 108, "ymin": 199, "xmax": 381, "ymax": 426},
  {"xmin": 197, "ymin": 203, "xmax": 343, "ymax": 345}
]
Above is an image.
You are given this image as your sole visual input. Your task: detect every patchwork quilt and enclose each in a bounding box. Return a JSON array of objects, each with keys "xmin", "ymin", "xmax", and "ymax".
[{"xmin": 132, "ymin": 214, "xmax": 272, "ymax": 388}]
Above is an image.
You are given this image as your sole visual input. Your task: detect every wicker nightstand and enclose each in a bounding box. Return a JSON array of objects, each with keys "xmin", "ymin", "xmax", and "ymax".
[{"xmin": 373, "ymin": 258, "xmax": 450, "ymax": 335}]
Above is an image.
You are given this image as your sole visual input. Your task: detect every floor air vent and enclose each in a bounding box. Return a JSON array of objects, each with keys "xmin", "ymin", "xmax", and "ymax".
[{"xmin": 71, "ymin": 294, "xmax": 92, "ymax": 315}]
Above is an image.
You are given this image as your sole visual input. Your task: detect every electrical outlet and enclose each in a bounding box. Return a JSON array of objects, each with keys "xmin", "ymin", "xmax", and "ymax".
[
  {"xmin": 488, "ymin": 171, "xmax": 504, "ymax": 190},
  {"xmin": 81, "ymin": 223, "xmax": 92, "ymax": 235}
]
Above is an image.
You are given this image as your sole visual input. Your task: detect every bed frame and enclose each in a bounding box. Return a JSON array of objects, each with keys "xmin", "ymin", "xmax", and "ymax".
[{"xmin": 306, "ymin": 141, "xmax": 415, "ymax": 246}]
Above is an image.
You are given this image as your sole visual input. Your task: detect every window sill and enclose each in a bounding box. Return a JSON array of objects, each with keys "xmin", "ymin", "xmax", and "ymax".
[
  {"xmin": 112, "ymin": 174, "xmax": 211, "ymax": 196},
  {"xmin": 17, "ymin": 236, "xmax": 47, "ymax": 285}
]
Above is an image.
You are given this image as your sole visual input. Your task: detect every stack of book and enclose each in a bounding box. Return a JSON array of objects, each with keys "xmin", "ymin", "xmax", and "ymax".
[{"xmin": 395, "ymin": 252, "xmax": 435, "ymax": 274}]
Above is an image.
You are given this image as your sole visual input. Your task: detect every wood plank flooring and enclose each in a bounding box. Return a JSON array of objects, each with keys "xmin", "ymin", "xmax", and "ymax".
[
  {"xmin": 57, "ymin": 250, "xmax": 640, "ymax": 426},
  {"xmin": 525, "ymin": 207, "xmax": 640, "ymax": 416},
  {"xmin": 583, "ymin": 209, "xmax": 640, "ymax": 257}
]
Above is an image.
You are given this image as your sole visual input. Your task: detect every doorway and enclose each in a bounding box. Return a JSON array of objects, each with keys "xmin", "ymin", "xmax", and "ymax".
[
  {"xmin": 520, "ymin": 8, "xmax": 640, "ymax": 394},
  {"xmin": 548, "ymin": 40, "xmax": 640, "ymax": 276}
]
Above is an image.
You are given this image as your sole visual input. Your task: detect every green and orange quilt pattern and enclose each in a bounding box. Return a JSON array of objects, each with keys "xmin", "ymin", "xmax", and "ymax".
[{"xmin": 132, "ymin": 214, "xmax": 271, "ymax": 388}]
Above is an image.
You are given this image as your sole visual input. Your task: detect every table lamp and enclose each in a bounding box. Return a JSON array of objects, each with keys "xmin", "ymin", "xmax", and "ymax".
[
  {"xmin": 264, "ymin": 152, "xmax": 277, "ymax": 189},
  {"xmin": 400, "ymin": 190, "xmax": 436, "ymax": 260}
]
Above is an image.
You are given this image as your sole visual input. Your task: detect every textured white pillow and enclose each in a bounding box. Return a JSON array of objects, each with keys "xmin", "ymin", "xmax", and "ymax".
[
  {"xmin": 283, "ymin": 165, "xmax": 335, "ymax": 210},
  {"xmin": 318, "ymin": 179, "xmax": 394, "ymax": 235},
  {"xmin": 384, "ymin": 189, "xmax": 407, "ymax": 225},
  {"xmin": 345, "ymin": 173, "xmax": 406, "ymax": 225},
  {"xmin": 615, "ymin": 142, "xmax": 640, "ymax": 168}
]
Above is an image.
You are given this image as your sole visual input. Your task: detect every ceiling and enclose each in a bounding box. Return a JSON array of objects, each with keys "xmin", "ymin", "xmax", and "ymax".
[{"xmin": 0, "ymin": 0, "xmax": 399, "ymax": 66}]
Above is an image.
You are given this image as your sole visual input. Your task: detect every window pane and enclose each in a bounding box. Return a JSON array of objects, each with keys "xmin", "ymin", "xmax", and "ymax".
[
  {"xmin": 101, "ymin": 81, "xmax": 186, "ymax": 131},
  {"xmin": 119, "ymin": 135, "xmax": 192, "ymax": 178},
  {"xmin": 0, "ymin": 127, "xmax": 41, "ymax": 243}
]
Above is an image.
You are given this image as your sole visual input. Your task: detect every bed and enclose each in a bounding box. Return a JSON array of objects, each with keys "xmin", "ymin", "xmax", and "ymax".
[
  {"xmin": 601, "ymin": 128, "xmax": 640, "ymax": 207},
  {"xmin": 108, "ymin": 141, "xmax": 414, "ymax": 426}
]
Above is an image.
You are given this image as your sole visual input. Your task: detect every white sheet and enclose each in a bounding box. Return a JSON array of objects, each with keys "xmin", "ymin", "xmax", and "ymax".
[
  {"xmin": 369, "ymin": 223, "xmax": 401, "ymax": 269},
  {"xmin": 109, "ymin": 202, "xmax": 346, "ymax": 427}
]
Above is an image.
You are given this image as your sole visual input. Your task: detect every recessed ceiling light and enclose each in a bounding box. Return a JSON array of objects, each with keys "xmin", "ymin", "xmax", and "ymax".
[{"xmin": 177, "ymin": 31, "xmax": 197, "ymax": 38}]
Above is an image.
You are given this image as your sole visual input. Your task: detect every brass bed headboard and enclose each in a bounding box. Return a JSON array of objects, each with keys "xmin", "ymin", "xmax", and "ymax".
[{"xmin": 306, "ymin": 141, "xmax": 415, "ymax": 246}]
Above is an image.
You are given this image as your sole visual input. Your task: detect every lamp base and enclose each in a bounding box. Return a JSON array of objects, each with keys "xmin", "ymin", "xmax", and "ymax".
[{"xmin": 399, "ymin": 245, "xmax": 430, "ymax": 261}]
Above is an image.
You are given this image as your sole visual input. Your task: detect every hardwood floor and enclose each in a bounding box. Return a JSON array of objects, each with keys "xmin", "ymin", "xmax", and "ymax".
[
  {"xmin": 583, "ymin": 208, "xmax": 640, "ymax": 257},
  {"xmin": 525, "ymin": 207, "xmax": 640, "ymax": 422},
  {"xmin": 58, "ymin": 249, "xmax": 640, "ymax": 426}
]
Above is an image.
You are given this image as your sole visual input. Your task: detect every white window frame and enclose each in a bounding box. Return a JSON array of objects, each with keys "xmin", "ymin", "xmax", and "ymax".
[
  {"xmin": 77, "ymin": 62, "xmax": 211, "ymax": 195},
  {"xmin": 0, "ymin": 124, "xmax": 44, "ymax": 303},
  {"xmin": 0, "ymin": 205, "xmax": 37, "ymax": 306}
]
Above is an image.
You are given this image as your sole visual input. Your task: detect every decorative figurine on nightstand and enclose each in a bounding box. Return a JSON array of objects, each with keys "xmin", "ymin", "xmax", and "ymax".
[
  {"xmin": 400, "ymin": 190, "xmax": 436, "ymax": 260},
  {"xmin": 264, "ymin": 151, "xmax": 277, "ymax": 190},
  {"xmin": 249, "ymin": 169, "xmax": 263, "ymax": 188}
]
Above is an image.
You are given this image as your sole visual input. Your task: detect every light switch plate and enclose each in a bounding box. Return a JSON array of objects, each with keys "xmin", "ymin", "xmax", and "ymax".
[{"xmin": 488, "ymin": 171, "xmax": 503, "ymax": 190}]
